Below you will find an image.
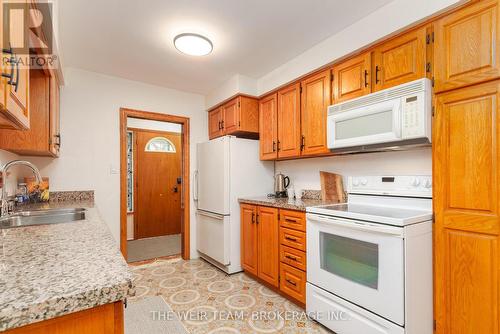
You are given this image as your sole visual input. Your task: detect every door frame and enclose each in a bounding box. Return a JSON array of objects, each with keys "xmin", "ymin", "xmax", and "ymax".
[{"xmin": 120, "ymin": 107, "xmax": 190, "ymax": 261}]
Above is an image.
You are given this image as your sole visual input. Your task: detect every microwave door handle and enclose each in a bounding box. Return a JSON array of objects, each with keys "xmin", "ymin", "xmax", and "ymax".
[
  {"xmin": 308, "ymin": 214, "xmax": 403, "ymax": 236},
  {"xmin": 393, "ymin": 100, "xmax": 402, "ymax": 138}
]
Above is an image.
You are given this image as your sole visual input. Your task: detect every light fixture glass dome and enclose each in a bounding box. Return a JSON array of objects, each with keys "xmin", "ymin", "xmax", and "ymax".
[{"xmin": 174, "ymin": 33, "xmax": 213, "ymax": 56}]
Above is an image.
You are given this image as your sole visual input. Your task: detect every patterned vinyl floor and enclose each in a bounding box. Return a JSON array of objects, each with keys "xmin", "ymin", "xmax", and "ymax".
[{"xmin": 129, "ymin": 258, "xmax": 332, "ymax": 334}]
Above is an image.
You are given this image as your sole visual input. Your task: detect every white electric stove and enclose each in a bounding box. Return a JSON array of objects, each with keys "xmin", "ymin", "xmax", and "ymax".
[{"xmin": 306, "ymin": 175, "xmax": 433, "ymax": 334}]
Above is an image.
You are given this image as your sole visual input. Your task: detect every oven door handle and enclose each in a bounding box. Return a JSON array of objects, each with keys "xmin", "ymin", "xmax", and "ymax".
[{"xmin": 307, "ymin": 213, "xmax": 404, "ymax": 237}]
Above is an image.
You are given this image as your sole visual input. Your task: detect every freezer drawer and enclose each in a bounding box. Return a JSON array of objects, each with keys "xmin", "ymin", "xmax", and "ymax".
[
  {"xmin": 306, "ymin": 283, "xmax": 404, "ymax": 334},
  {"xmin": 196, "ymin": 210, "xmax": 231, "ymax": 265}
]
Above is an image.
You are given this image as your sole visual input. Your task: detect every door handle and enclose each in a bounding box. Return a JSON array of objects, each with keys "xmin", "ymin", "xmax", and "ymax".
[
  {"xmin": 364, "ymin": 69, "xmax": 369, "ymax": 87},
  {"xmin": 173, "ymin": 186, "xmax": 178, "ymax": 193},
  {"xmin": 193, "ymin": 171, "xmax": 199, "ymax": 201},
  {"xmin": 375, "ymin": 65, "xmax": 380, "ymax": 84}
]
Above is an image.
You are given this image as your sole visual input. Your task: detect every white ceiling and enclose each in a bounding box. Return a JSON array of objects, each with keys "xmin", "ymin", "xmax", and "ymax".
[{"xmin": 59, "ymin": 0, "xmax": 393, "ymax": 95}]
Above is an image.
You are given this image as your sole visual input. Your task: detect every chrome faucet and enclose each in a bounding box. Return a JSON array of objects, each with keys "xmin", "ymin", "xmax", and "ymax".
[{"xmin": 1, "ymin": 160, "xmax": 43, "ymax": 217}]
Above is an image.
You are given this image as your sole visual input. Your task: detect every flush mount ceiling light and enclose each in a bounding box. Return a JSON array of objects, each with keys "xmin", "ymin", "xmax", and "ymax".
[{"xmin": 174, "ymin": 33, "xmax": 213, "ymax": 56}]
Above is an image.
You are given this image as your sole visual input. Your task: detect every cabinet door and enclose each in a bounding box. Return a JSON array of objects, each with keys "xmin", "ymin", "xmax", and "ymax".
[
  {"xmin": 277, "ymin": 82, "xmax": 301, "ymax": 159},
  {"xmin": 434, "ymin": 81, "xmax": 500, "ymax": 334},
  {"xmin": 373, "ymin": 26, "xmax": 427, "ymax": 91},
  {"xmin": 301, "ymin": 69, "xmax": 331, "ymax": 156},
  {"xmin": 259, "ymin": 93, "xmax": 278, "ymax": 160},
  {"xmin": 257, "ymin": 206, "xmax": 279, "ymax": 287},
  {"xmin": 223, "ymin": 97, "xmax": 240, "ymax": 133},
  {"xmin": 49, "ymin": 75, "xmax": 60, "ymax": 156},
  {"xmin": 333, "ymin": 52, "xmax": 371, "ymax": 103},
  {"xmin": 240, "ymin": 204, "xmax": 258, "ymax": 276},
  {"xmin": 435, "ymin": 0, "xmax": 500, "ymax": 92},
  {"xmin": 208, "ymin": 107, "xmax": 224, "ymax": 139}
]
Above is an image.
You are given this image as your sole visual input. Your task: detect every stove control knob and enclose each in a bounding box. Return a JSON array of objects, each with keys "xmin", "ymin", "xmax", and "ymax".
[
  {"xmin": 411, "ymin": 178, "xmax": 421, "ymax": 187},
  {"xmin": 352, "ymin": 178, "xmax": 360, "ymax": 186},
  {"xmin": 424, "ymin": 179, "xmax": 432, "ymax": 188},
  {"xmin": 360, "ymin": 178, "xmax": 368, "ymax": 186}
]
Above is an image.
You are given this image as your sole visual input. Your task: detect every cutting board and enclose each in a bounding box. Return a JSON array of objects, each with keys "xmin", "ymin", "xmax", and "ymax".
[{"xmin": 320, "ymin": 171, "xmax": 346, "ymax": 203}]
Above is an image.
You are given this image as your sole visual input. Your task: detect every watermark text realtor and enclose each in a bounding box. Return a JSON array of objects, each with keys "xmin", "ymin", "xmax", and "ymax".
[{"xmin": 2, "ymin": 1, "xmax": 58, "ymax": 70}]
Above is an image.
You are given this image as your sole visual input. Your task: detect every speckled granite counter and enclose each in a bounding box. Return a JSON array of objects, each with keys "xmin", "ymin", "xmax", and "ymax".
[
  {"xmin": 238, "ymin": 196, "xmax": 339, "ymax": 212},
  {"xmin": 0, "ymin": 201, "xmax": 134, "ymax": 332}
]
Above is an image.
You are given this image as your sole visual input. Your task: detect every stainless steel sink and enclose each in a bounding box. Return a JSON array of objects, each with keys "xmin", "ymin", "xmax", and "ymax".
[{"xmin": 0, "ymin": 208, "xmax": 86, "ymax": 229}]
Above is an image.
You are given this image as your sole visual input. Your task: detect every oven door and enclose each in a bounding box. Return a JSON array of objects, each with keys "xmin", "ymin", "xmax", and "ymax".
[
  {"xmin": 306, "ymin": 213, "xmax": 405, "ymax": 326},
  {"xmin": 327, "ymin": 98, "xmax": 402, "ymax": 149}
]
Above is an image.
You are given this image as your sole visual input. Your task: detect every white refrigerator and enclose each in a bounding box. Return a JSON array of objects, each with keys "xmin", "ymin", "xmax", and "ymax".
[{"xmin": 195, "ymin": 136, "xmax": 274, "ymax": 274}]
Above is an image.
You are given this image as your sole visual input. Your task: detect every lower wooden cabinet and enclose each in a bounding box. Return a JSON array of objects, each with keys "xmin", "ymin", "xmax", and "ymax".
[
  {"xmin": 433, "ymin": 80, "xmax": 500, "ymax": 333},
  {"xmin": 241, "ymin": 204, "xmax": 307, "ymax": 304},
  {"xmin": 4, "ymin": 301, "xmax": 123, "ymax": 334}
]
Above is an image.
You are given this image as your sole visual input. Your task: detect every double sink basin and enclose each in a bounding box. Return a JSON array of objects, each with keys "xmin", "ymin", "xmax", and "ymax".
[{"xmin": 0, "ymin": 208, "xmax": 86, "ymax": 229}]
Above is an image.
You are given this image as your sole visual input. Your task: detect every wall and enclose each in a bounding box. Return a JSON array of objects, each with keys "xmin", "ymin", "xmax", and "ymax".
[
  {"xmin": 127, "ymin": 118, "xmax": 182, "ymax": 133},
  {"xmin": 276, "ymin": 148, "xmax": 432, "ymax": 195},
  {"xmin": 0, "ymin": 150, "xmax": 21, "ymax": 195},
  {"xmin": 205, "ymin": 0, "xmax": 463, "ymax": 109},
  {"xmin": 25, "ymin": 68, "xmax": 207, "ymax": 258}
]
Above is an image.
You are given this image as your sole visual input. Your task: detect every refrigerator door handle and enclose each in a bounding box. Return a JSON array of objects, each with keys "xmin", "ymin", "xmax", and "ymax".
[
  {"xmin": 196, "ymin": 210, "xmax": 225, "ymax": 221},
  {"xmin": 193, "ymin": 170, "xmax": 199, "ymax": 201}
]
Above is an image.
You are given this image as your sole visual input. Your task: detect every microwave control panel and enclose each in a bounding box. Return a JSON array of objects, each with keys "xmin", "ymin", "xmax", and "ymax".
[{"xmin": 401, "ymin": 93, "xmax": 425, "ymax": 138}]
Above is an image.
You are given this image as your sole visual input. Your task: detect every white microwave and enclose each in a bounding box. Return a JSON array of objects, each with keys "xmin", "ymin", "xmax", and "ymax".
[{"xmin": 327, "ymin": 78, "xmax": 432, "ymax": 153}]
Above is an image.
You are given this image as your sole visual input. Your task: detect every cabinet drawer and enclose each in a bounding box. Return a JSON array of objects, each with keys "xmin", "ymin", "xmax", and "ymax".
[
  {"xmin": 280, "ymin": 245, "xmax": 306, "ymax": 271},
  {"xmin": 280, "ymin": 262, "xmax": 306, "ymax": 304},
  {"xmin": 280, "ymin": 227, "xmax": 306, "ymax": 251},
  {"xmin": 279, "ymin": 209, "xmax": 306, "ymax": 232}
]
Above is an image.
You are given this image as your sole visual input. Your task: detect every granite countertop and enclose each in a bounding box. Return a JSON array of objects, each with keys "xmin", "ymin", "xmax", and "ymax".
[
  {"xmin": 238, "ymin": 196, "xmax": 339, "ymax": 212},
  {"xmin": 0, "ymin": 201, "xmax": 134, "ymax": 332}
]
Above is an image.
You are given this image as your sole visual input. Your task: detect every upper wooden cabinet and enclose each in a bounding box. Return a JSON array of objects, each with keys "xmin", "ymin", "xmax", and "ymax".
[
  {"xmin": 433, "ymin": 80, "xmax": 500, "ymax": 333},
  {"xmin": 259, "ymin": 93, "xmax": 278, "ymax": 160},
  {"xmin": 333, "ymin": 52, "xmax": 371, "ymax": 103},
  {"xmin": 434, "ymin": 0, "xmax": 500, "ymax": 93},
  {"xmin": 0, "ymin": 69, "xmax": 60, "ymax": 156},
  {"xmin": 208, "ymin": 107, "xmax": 224, "ymax": 139},
  {"xmin": 277, "ymin": 83, "xmax": 301, "ymax": 159},
  {"xmin": 0, "ymin": 0, "xmax": 30, "ymax": 129},
  {"xmin": 207, "ymin": 96, "xmax": 259, "ymax": 140},
  {"xmin": 300, "ymin": 69, "xmax": 331, "ymax": 156},
  {"xmin": 372, "ymin": 26, "xmax": 427, "ymax": 91}
]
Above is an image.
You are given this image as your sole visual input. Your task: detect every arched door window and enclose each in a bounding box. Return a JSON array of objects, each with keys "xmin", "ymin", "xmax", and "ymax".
[{"xmin": 145, "ymin": 137, "xmax": 176, "ymax": 153}]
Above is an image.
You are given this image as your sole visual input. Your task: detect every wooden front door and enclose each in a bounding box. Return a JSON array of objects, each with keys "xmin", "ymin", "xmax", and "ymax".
[
  {"xmin": 135, "ymin": 130, "xmax": 182, "ymax": 239},
  {"xmin": 434, "ymin": 81, "xmax": 500, "ymax": 333}
]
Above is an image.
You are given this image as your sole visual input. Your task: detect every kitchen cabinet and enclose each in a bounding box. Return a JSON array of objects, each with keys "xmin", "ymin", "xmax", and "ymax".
[
  {"xmin": 257, "ymin": 206, "xmax": 280, "ymax": 287},
  {"xmin": 372, "ymin": 26, "xmax": 427, "ymax": 91},
  {"xmin": 0, "ymin": 0, "xmax": 30, "ymax": 129},
  {"xmin": 434, "ymin": 0, "xmax": 500, "ymax": 93},
  {"xmin": 0, "ymin": 69, "xmax": 60, "ymax": 156},
  {"xmin": 277, "ymin": 82, "xmax": 301, "ymax": 159},
  {"xmin": 208, "ymin": 107, "xmax": 224, "ymax": 139},
  {"xmin": 259, "ymin": 93, "xmax": 278, "ymax": 160},
  {"xmin": 332, "ymin": 52, "xmax": 371, "ymax": 103},
  {"xmin": 240, "ymin": 204, "xmax": 307, "ymax": 304},
  {"xmin": 300, "ymin": 69, "xmax": 331, "ymax": 156},
  {"xmin": 240, "ymin": 204, "xmax": 258, "ymax": 276},
  {"xmin": 240, "ymin": 204, "xmax": 279, "ymax": 287},
  {"xmin": 433, "ymin": 80, "xmax": 500, "ymax": 334},
  {"xmin": 208, "ymin": 95, "xmax": 259, "ymax": 139},
  {"xmin": 4, "ymin": 301, "xmax": 123, "ymax": 334}
]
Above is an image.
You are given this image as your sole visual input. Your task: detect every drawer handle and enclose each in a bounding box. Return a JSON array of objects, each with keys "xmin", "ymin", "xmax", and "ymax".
[
  {"xmin": 285, "ymin": 236, "xmax": 298, "ymax": 242},
  {"xmin": 286, "ymin": 279, "xmax": 297, "ymax": 286},
  {"xmin": 284, "ymin": 218, "xmax": 298, "ymax": 223},
  {"xmin": 285, "ymin": 255, "xmax": 298, "ymax": 261}
]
